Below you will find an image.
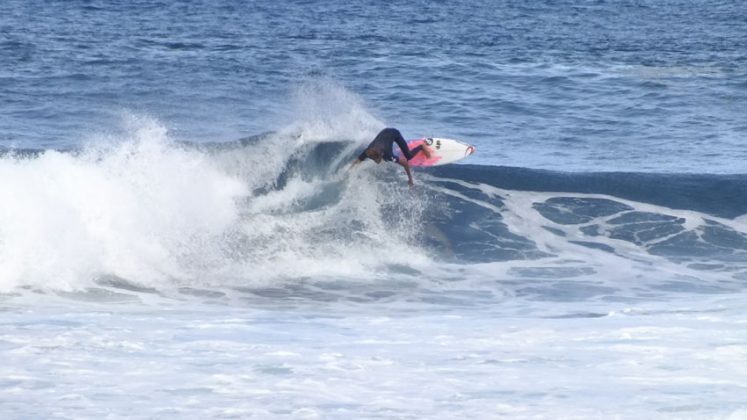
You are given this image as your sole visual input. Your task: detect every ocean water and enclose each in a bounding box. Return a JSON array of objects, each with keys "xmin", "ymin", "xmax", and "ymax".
[{"xmin": 2, "ymin": 0, "xmax": 747, "ymax": 418}]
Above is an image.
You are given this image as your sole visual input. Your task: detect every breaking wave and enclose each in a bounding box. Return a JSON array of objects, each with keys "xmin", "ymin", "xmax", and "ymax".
[{"xmin": 1, "ymin": 118, "xmax": 746, "ymax": 298}]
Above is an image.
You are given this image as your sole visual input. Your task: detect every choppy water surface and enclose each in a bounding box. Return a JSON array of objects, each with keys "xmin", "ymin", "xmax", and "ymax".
[{"xmin": 1, "ymin": 0, "xmax": 746, "ymax": 418}]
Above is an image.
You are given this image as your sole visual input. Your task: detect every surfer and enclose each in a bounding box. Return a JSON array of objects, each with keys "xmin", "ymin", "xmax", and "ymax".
[{"xmin": 349, "ymin": 128, "xmax": 431, "ymax": 187}]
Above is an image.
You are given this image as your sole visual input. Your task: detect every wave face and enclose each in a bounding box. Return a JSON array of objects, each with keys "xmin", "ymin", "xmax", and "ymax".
[
  {"xmin": 426, "ymin": 164, "xmax": 747, "ymax": 260},
  {"xmin": 421, "ymin": 165, "xmax": 747, "ymax": 295},
  {"xmin": 1, "ymin": 117, "xmax": 746, "ymax": 295}
]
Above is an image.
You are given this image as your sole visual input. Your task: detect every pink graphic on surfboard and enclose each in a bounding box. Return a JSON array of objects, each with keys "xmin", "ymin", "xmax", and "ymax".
[{"xmin": 397, "ymin": 138, "xmax": 476, "ymax": 167}]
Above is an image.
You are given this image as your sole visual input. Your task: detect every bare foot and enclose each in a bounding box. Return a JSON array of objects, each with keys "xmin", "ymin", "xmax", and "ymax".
[{"xmin": 422, "ymin": 144, "xmax": 432, "ymax": 159}]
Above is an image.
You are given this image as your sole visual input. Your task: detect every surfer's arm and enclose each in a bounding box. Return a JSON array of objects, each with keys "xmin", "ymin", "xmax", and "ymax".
[
  {"xmin": 397, "ymin": 157, "xmax": 414, "ymax": 187},
  {"xmin": 348, "ymin": 153, "xmax": 366, "ymax": 171}
]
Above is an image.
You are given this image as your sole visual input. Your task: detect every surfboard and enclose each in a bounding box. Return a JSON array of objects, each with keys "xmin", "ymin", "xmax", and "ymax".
[{"xmin": 398, "ymin": 137, "xmax": 476, "ymax": 167}]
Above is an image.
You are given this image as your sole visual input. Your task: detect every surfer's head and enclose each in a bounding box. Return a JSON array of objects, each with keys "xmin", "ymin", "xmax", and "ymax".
[{"xmin": 365, "ymin": 148, "xmax": 383, "ymax": 164}]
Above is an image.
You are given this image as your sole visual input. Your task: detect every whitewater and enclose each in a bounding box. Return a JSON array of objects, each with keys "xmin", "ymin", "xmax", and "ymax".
[
  {"xmin": 2, "ymin": 0, "xmax": 747, "ymax": 418},
  {"xmin": 2, "ymin": 106, "xmax": 746, "ymax": 418}
]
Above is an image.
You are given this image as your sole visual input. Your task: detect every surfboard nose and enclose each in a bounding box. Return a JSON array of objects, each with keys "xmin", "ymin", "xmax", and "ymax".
[{"xmin": 466, "ymin": 145, "xmax": 476, "ymax": 156}]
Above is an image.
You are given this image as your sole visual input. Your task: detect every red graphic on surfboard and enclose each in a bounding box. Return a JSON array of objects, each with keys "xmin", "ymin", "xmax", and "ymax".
[{"xmin": 398, "ymin": 138, "xmax": 476, "ymax": 167}]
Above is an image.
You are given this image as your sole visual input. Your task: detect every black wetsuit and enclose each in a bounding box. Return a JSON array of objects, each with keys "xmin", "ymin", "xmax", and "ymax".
[{"xmin": 357, "ymin": 128, "xmax": 423, "ymax": 163}]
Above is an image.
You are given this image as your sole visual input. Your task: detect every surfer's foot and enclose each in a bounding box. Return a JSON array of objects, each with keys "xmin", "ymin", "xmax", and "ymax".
[{"xmin": 422, "ymin": 145, "xmax": 432, "ymax": 159}]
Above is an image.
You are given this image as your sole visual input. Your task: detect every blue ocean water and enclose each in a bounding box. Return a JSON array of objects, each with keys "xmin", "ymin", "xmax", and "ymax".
[{"xmin": 1, "ymin": 1, "xmax": 747, "ymax": 418}]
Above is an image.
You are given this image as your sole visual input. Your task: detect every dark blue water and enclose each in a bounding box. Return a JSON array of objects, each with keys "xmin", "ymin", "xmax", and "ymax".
[
  {"xmin": 2, "ymin": 0, "xmax": 746, "ymax": 171},
  {"xmin": 2, "ymin": 2, "xmax": 747, "ymax": 418}
]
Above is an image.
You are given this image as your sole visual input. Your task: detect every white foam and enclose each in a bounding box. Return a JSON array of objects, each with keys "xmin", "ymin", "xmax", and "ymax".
[
  {"xmin": 3, "ymin": 293, "xmax": 746, "ymax": 418},
  {"xmin": 0, "ymin": 87, "xmax": 428, "ymax": 292},
  {"xmin": 0, "ymin": 115, "xmax": 248, "ymax": 291},
  {"xmin": 281, "ymin": 78, "xmax": 385, "ymax": 145}
]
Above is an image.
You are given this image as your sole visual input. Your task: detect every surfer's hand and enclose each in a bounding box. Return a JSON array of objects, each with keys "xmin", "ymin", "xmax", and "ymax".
[{"xmin": 399, "ymin": 158, "xmax": 414, "ymax": 188}]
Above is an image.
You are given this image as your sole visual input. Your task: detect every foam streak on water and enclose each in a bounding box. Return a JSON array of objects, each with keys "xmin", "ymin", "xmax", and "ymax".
[{"xmin": 0, "ymin": 295, "xmax": 746, "ymax": 419}]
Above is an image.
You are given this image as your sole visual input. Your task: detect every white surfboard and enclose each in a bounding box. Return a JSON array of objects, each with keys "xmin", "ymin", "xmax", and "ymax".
[{"xmin": 398, "ymin": 137, "xmax": 476, "ymax": 167}]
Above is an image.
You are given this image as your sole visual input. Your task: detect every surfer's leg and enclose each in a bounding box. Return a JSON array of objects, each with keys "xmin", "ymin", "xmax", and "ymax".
[
  {"xmin": 400, "ymin": 140, "xmax": 431, "ymax": 160},
  {"xmin": 394, "ymin": 133, "xmax": 421, "ymax": 160},
  {"xmin": 392, "ymin": 129, "xmax": 432, "ymax": 160},
  {"xmin": 409, "ymin": 145, "xmax": 424, "ymax": 158}
]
